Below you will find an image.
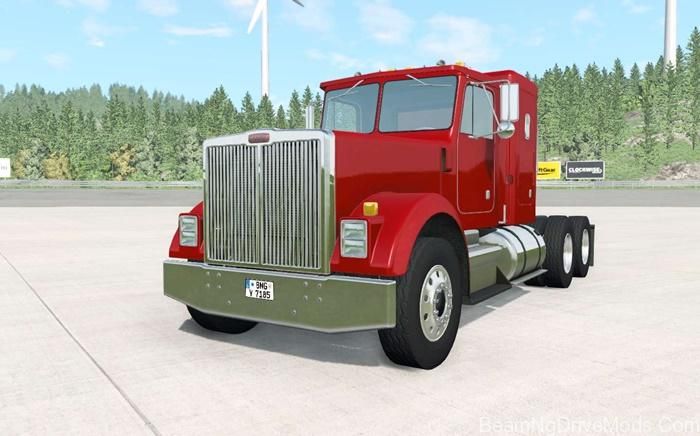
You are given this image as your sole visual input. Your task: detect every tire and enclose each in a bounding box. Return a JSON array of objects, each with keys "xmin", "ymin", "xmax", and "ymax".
[
  {"xmin": 541, "ymin": 215, "xmax": 574, "ymax": 288},
  {"xmin": 187, "ymin": 306, "xmax": 257, "ymax": 334},
  {"xmin": 526, "ymin": 216, "xmax": 549, "ymax": 286},
  {"xmin": 569, "ymin": 216, "xmax": 591, "ymax": 278},
  {"xmin": 533, "ymin": 215, "xmax": 548, "ymax": 235},
  {"xmin": 378, "ymin": 237, "xmax": 463, "ymax": 369}
]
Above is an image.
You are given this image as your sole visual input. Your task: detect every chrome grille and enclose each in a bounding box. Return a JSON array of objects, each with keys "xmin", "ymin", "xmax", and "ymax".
[
  {"xmin": 205, "ymin": 144, "xmax": 258, "ymax": 265},
  {"xmin": 261, "ymin": 140, "xmax": 321, "ymax": 269},
  {"xmin": 204, "ymin": 136, "xmax": 327, "ymax": 272}
]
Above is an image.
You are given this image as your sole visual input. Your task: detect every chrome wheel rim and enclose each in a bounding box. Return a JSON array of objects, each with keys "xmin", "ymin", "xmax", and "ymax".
[
  {"xmin": 563, "ymin": 233, "xmax": 573, "ymax": 274},
  {"xmin": 581, "ymin": 229, "xmax": 590, "ymax": 265},
  {"xmin": 419, "ymin": 265, "xmax": 453, "ymax": 342}
]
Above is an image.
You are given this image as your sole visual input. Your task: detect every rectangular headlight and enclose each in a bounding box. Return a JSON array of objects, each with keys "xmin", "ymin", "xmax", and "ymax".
[
  {"xmin": 341, "ymin": 219, "xmax": 367, "ymax": 258},
  {"xmin": 179, "ymin": 215, "xmax": 198, "ymax": 247}
]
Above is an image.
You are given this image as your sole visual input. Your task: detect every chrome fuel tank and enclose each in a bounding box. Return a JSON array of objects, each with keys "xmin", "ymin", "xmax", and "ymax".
[{"xmin": 478, "ymin": 225, "xmax": 546, "ymax": 281}]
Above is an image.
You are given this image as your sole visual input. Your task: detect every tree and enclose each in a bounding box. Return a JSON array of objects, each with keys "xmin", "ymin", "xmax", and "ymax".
[
  {"xmin": 628, "ymin": 63, "xmax": 642, "ymax": 110},
  {"xmin": 240, "ymin": 92, "xmax": 257, "ymax": 131},
  {"xmin": 686, "ymin": 27, "xmax": 700, "ymax": 149},
  {"xmin": 608, "ymin": 59, "xmax": 627, "ymax": 150},
  {"xmin": 57, "ymin": 101, "xmax": 78, "ymax": 177},
  {"xmin": 537, "ymin": 65, "xmax": 563, "ymax": 158},
  {"xmin": 638, "ymin": 63, "xmax": 659, "ymax": 170},
  {"xmin": 201, "ymin": 86, "xmax": 236, "ymax": 137},
  {"xmin": 301, "ymin": 86, "xmax": 314, "ymax": 128},
  {"xmin": 109, "ymin": 144, "xmax": 136, "ymax": 180},
  {"xmin": 257, "ymin": 95, "xmax": 275, "ymax": 128},
  {"xmin": 288, "ymin": 90, "xmax": 303, "ymax": 128},
  {"xmin": 659, "ymin": 60, "xmax": 682, "ymax": 149},
  {"xmin": 275, "ymin": 105, "xmax": 287, "ymax": 129},
  {"xmin": 314, "ymin": 92, "xmax": 323, "ymax": 128}
]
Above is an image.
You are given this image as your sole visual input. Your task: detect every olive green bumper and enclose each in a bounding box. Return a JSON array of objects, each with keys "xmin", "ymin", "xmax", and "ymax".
[{"xmin": 163, "ymin": 260, "xmax": 396, "ymax": 333}]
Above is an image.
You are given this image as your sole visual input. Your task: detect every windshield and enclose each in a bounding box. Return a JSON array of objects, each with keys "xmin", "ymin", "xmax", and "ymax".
[
  {"xmin": 321, "ymin": 83, "xmax": 379, "ymax": 133},
  {"xmin": 379, "ymin": 75, "xmax": 457, "ymax": 132}
]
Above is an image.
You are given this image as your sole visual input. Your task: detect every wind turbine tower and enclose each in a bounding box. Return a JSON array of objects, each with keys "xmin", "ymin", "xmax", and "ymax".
[
  {"xmin": 248, "ymin": 0, "xmax": 305, "ymax": 98},
  {"xmin": 664, "ymin": 0, "xmax": 677, "ymax": 67}
]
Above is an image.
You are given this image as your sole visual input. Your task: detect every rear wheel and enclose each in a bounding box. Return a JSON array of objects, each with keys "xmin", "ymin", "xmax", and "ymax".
[
  {"xmin": 541, "ymin": 216, "xmax": 574, "ymax": 288},
  {"xmin": 569, "ymin": 216, "xmax": 591, "ymax": 278},
  {"xmin": 533, "ymin": 215, "xmax": 548, "ymax": 235},
  {"xmin": 187, "ymin": 306, "xmax": 257, "ymax": 334},
  {"xmin": 378, "ymin": 237, "xmax": 463, "ymax": 369}
]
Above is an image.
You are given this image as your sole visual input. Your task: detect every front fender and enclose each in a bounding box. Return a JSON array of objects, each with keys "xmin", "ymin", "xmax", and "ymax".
[
  {"xmin": 331, "ymin": 192, "xmax": 461, "ymax": 277},
  {"xmin": 168, "ymin": 201, "xmax": 204, "ymax": 261}
]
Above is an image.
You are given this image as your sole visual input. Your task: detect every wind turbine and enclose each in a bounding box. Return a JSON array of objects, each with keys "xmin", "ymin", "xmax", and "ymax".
[
  {"xmin": 248, "ymin": 0, "xmax": 304, "ymax": 97},
  {"xmin": 664, "ymin": 0, "xmax": 677, "ymax": 67}
]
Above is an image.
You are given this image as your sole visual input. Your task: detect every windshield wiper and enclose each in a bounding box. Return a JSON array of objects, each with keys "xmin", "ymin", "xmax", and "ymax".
[
  {"xmin": 405, "ymin": 74, "xmax": 453, "ymax": 87},
  {"xmin": 328, "ymin": 79, "xmax": 364, "ymax": 101}
]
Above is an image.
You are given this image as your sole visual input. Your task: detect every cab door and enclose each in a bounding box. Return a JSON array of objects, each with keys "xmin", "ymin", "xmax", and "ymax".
[{"xmin": 457, "ymin": 85, "xmax": 495, "ymax": 214}]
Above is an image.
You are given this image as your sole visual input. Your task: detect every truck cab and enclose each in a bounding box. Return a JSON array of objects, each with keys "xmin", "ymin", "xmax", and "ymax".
[{"xmin": 164, "ymin": 64, "xmax": 594, "ymax": 369}]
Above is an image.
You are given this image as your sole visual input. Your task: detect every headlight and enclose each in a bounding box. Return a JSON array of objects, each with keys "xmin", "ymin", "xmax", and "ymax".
[
  {"xmin": 341, "ymin": 219, "xmax": 367, "ymax": 258},
  {"xmin": 179, "ymin": 215, "xmax": 198, "ymax": 247}
]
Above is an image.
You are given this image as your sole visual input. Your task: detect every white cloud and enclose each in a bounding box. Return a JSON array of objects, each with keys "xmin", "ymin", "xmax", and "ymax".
[
  {"xmin": 573, "ymin": 7, "xmax": 597, "ymax": 25},
  {"xmin": 45, "ymin": 52, "xmax": 69, "ymax": 70},
  {"xmin": 164, "ymin": 25, "xmax": 232, "ymax": 37},
  {"xmin": 418, "ymin": 15, "xmax": 498, "ymax": 67},
  {"xmin": 283, "ymin": 0, "xmax": 332, "ymax": 33},
  {"xmin": 139, "ymin": 0, "xmax": 178, "ymax": 16},
  {"xmin": 358, "ymin": 0, "xmax": 412, "ymax": 45},
  {"xmin": 82, "ymin": 17, "xmax": 132, "ymax": 47},
  {"xmin": 524, "ymin": 28, "xmax": 545, "ymax": 47},
  {"xmin": 622, "ymin": 0, "xmax": 650, "ymax": 14},
  {"xmin": 305, "ymin": 49, "xmax": 364, "ymax": 71},
  {"xmin": 0, "ymin": 48, "xmax": 16, "ymax": 63},
  {"xmin": 55, "ymin": 0, "xmax": 110, "ymax": 12},
  {"xmin": 224, "ymin": 0, "xmax": 257, "ymax": 17}
]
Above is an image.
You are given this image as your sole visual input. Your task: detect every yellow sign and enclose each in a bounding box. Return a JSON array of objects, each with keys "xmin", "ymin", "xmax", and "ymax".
[{"xmin": 537, "ymin": 161, "xmax": 561, "ymax": 180}]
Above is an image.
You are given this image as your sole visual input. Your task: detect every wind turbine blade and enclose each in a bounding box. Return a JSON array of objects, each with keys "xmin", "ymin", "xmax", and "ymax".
[
  {"xmin": 291, "ymin": 0, "xmax": 304, "ymax": 6},
  {"xmin": 247, "ymin": 0, "xmax": 266, "ymax": 34}
]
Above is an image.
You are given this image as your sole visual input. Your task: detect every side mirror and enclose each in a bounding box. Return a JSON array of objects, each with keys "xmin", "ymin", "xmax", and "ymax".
[
  {"xmin": 500, "ymin": 83, "xmax": 519, "ymax": 122},
  {"xmin": 496, "ymin": 121, "xmax": 515, "ymax": 139}
]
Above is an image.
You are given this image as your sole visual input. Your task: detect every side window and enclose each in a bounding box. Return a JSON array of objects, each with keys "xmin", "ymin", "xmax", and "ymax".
[{"xmin": 461, "ymin": 85, "xmax": 494, "ymax": 139}]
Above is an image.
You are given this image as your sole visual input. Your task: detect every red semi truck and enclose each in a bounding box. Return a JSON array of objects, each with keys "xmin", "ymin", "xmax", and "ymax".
[{"xmin": 164, "ymin": 63, "xmax": 595, "ymax": 369}]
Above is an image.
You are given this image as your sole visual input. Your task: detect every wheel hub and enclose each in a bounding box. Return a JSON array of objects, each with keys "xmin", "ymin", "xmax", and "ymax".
[
  {"xmin": 563, "ymin": 233, "xmax": 573, "ymax": 274},
  {"xmin": 419, "ymin": 265, "xmax": 453, "ymax": 342},
  {"xmin": 581, "ymin": 229, "xmax": 590, "ymax": 265}
]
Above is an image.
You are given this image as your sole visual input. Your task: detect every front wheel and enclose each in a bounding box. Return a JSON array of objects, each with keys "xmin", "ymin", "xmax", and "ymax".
[
  {"xmin": 378, "ymin": 237, "xmax": 463, "ymax": 369},
  {"xmin": 187, "ymin": 306, "xmax": 257, "ymax": 334}
]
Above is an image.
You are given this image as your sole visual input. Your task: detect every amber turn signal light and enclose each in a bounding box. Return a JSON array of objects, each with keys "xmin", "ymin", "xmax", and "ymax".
[{"xmin": 363, "ymin": 202, "xmax": 379, "ymax": 217}]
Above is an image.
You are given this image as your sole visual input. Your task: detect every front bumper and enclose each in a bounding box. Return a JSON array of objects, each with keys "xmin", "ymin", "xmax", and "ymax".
[{"xmin": 164, "ymin": 260, "xmax": 396, "ymax": 333}]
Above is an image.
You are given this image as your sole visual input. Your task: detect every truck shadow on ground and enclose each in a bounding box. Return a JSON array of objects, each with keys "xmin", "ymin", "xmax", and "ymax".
[{"xmin": 179, "ymin": 285, "xmax": 530, "ymax": 368}]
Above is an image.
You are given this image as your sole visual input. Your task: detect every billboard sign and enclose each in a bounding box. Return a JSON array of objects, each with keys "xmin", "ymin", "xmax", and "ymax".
[
  {"xmin": 537, "ymin": 161, "xmax": 561, "ymax": 180},
  {"xmin": 566, "ymin": 160, "xmax": 605, "ymax": 180},
  {"xmin": 0, "ymin": 158, "xmax": 10, "ymax": 178}
]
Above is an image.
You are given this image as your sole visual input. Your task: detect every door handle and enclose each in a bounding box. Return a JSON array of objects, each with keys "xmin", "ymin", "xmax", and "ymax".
[{"xmin": 440, "ymin": 147, "xmax": 452, "ymax": 173}]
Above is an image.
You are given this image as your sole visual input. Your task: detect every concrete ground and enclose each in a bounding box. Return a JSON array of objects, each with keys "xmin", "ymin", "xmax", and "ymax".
[{"xmin": 1, "ymin": 206, "xmax": 699, "ymax": 435}]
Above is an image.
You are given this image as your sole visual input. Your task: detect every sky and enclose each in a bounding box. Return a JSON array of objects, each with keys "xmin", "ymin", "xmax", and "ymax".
[{"xmin": 0, "ymin": 0, "xmax": 699, "ymax": 107}]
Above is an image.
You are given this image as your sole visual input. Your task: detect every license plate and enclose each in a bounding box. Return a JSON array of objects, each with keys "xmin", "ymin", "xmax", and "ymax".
[{"xmin": 245, "ymin": 279, "xmax": 274, "ymax": 301}]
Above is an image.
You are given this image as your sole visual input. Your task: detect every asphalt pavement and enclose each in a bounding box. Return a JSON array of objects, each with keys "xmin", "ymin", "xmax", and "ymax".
[
  {"xmin": 0, "ymin": 187, "xmax": 699, "ymax": 207},
  {"xmin": 1, "ymin": 206, "xmax": 699, "ymax": 434}
]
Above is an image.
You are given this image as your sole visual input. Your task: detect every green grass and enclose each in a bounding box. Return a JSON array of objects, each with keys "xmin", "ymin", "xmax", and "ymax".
[{"xmin": 602, "ymin": 140, "xmax": 700, "ymax": 180}]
